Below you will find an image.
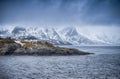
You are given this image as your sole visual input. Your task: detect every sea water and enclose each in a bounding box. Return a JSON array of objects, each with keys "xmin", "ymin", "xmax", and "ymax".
[{"xmin": 0, "ymin": 46, "xmax": 120, "ymax": 79}]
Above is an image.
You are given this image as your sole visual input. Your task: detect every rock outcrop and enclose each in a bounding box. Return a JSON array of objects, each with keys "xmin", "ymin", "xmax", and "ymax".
[{"xmin": 0, "ymin": 37, "xmax": 91, "ymax": 55}]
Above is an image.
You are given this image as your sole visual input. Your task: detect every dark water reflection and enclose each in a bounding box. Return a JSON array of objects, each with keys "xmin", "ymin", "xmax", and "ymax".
[{"xmin": 0, "ymin": 46, "xmax": 120, "ymax": 79}]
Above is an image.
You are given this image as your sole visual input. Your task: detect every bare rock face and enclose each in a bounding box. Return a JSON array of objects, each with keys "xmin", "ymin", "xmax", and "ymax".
[
  {"xmin": 0, "ymin": 43, "xmax": 21, "ymax": 55},
  {"xmin": 14, "ymin": 48, "xmax": 27, "ymax": 55}
]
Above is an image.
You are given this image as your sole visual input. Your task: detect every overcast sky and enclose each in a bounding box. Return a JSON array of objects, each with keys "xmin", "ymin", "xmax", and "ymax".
[{"xmin": 0, "ymin": 0, "xmax": 120, "ymax": 27}]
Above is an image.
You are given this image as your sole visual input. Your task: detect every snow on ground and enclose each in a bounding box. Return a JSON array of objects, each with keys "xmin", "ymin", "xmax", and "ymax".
[{"xmin": 15, "ymin": 40, "xmax": 24, "ymax": 46}]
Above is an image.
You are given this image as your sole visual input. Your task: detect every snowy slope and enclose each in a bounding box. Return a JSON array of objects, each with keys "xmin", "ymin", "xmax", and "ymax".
[
  {"xmin": 57, "ymin": 27, "xmax": 94, "ymax": 45},
  {"xmin": 76, "ymin": 26, "xmax": 120, "ymax": 45}
]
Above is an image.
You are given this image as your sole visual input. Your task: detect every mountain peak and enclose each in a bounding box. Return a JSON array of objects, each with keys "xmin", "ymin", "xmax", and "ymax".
[
  {"xmin": 12, "ymin": 26, "xmax": 26, "ymax": 34},
  {"xmin": 61, "ymin": 27, "xmax": 78, "ymax": 36}
]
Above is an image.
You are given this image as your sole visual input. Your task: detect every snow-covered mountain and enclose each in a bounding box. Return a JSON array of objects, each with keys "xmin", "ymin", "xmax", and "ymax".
[
  {"xmin": 0, "ymin": 26, "xmax": 120, "ymax": 45},
  {"xmin": 57, "ymin": 27, "xmax": 94, "ymax": 45},
  {"xmin": 76, "ymin": 26, "xmax": 120, "ymax": 45}
]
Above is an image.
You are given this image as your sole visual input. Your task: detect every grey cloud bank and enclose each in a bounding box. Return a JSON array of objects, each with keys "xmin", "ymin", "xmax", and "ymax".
[{"xmin": 0, "ymin": 0, "xmax": 120, "ymax": 27}]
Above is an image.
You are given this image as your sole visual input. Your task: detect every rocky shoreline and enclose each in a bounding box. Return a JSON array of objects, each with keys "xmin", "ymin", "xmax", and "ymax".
[{"xmin": 0, "ymin": 37, "xmax": 91, "ymax": 56}]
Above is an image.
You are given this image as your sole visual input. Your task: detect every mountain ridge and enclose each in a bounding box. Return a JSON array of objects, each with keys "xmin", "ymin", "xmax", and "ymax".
[{"xmin": 0, "ymin": 26, "xmax": 120, "ymax": 45}]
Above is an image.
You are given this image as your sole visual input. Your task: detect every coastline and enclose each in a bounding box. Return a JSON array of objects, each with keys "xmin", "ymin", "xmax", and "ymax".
[{"xmin": 0, "ymin": 37, "xmax": 92, "ymax": 56}]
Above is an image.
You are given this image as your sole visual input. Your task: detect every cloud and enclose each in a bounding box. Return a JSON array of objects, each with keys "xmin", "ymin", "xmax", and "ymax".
[{"xmin": 0, "ymin": 0, "xmax": 120, "ymax": 27}]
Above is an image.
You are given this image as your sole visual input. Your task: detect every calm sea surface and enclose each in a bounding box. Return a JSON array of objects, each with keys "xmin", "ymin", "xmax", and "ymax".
[{"xmin": 0, "ymin": 46, "xmax": 120, "ymax": 79}]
